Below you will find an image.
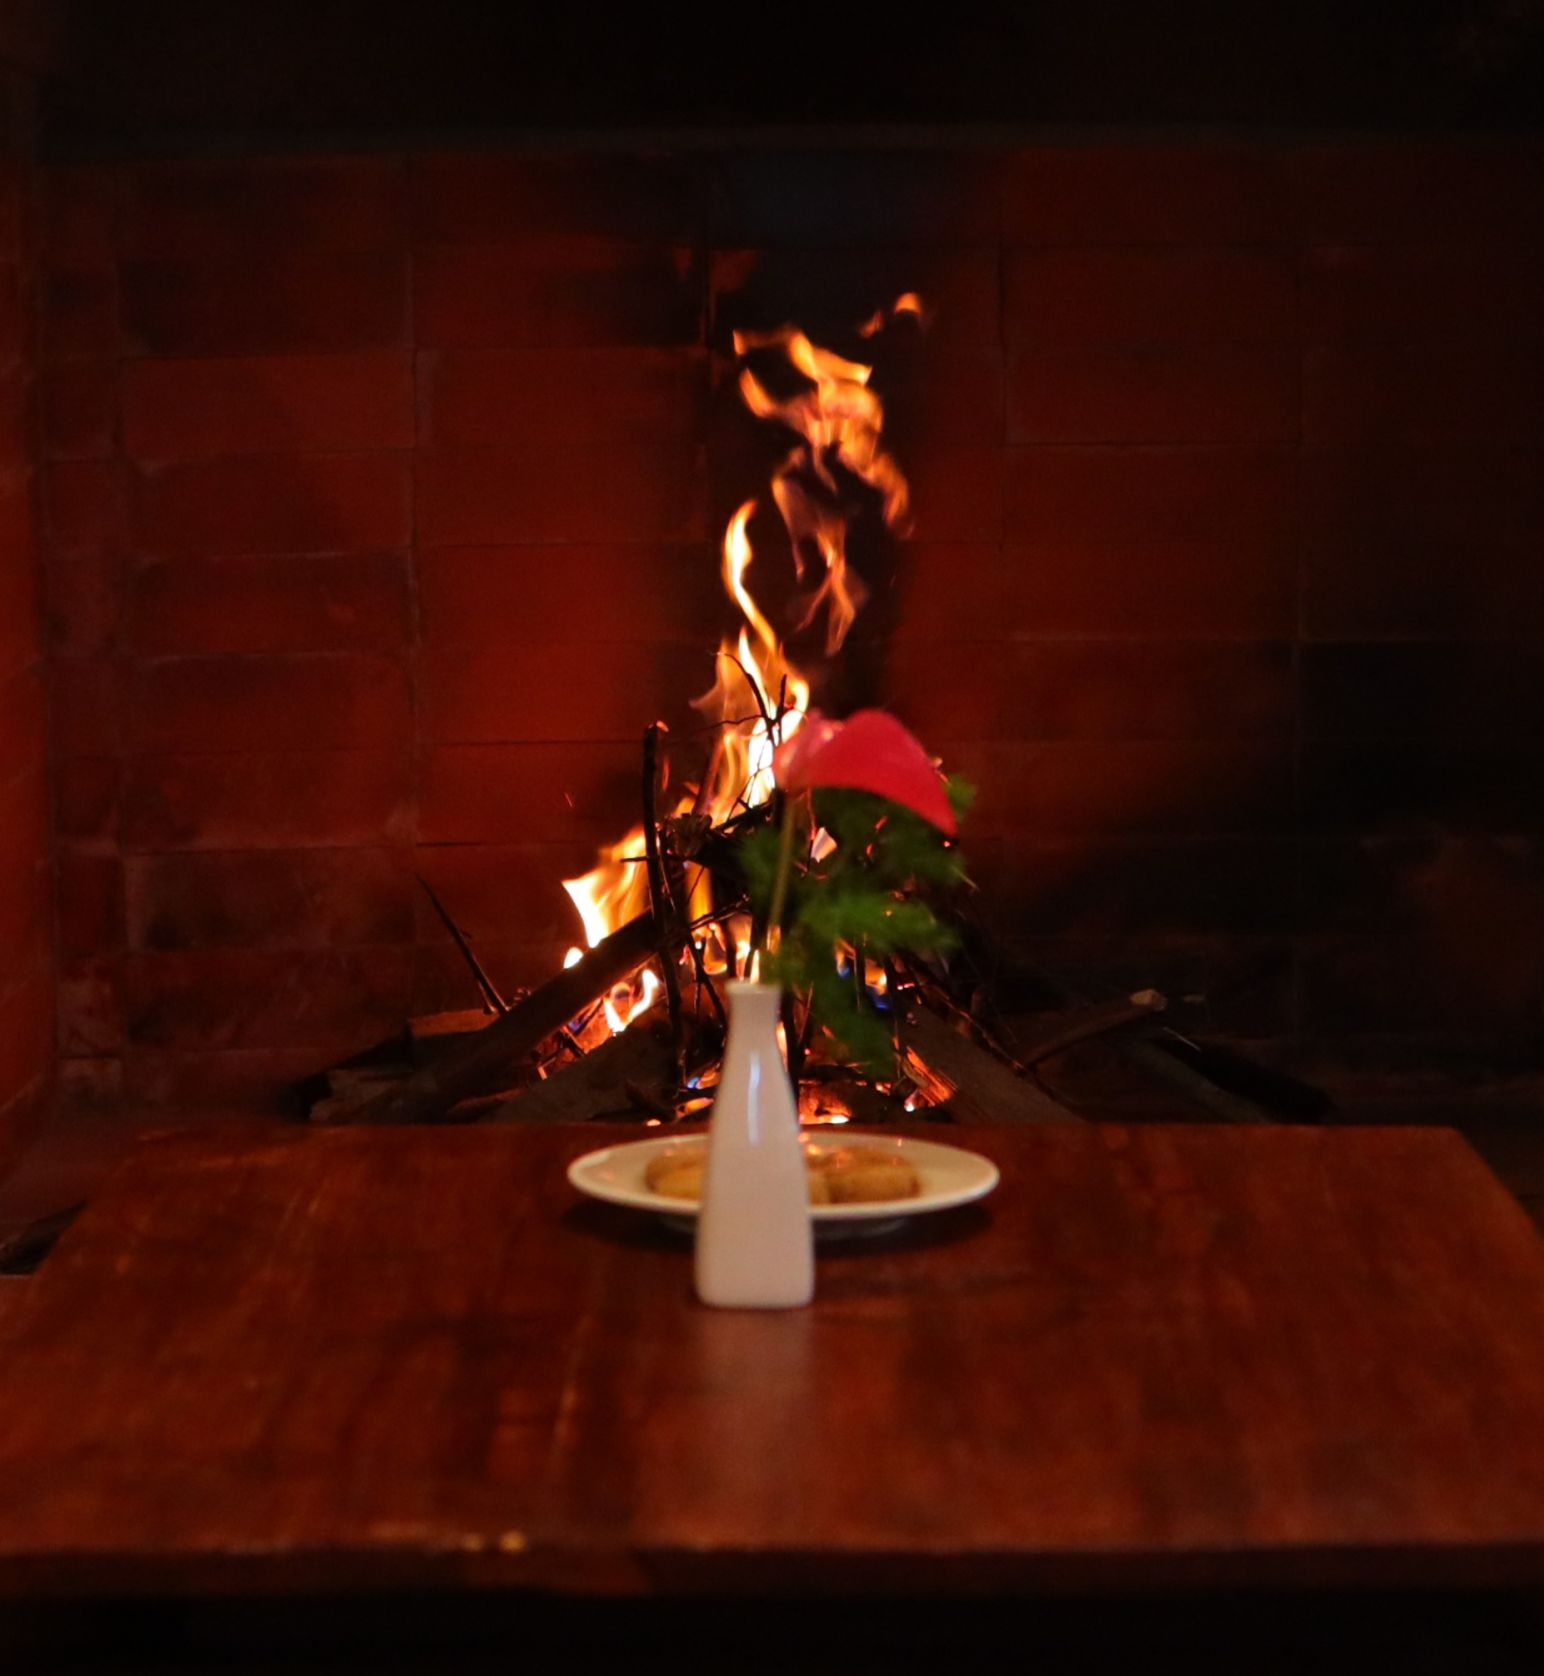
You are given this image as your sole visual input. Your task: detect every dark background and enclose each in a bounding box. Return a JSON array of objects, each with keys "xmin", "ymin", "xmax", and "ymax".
[{"xmin": 40, "ymin": 0, "xmax": 1544, "ymax": 156}]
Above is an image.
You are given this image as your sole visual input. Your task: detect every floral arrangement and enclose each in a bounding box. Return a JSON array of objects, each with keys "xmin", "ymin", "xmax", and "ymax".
[{"xmin": 739, "ymin": 709, "xmax": 972, "ymax": 1074}]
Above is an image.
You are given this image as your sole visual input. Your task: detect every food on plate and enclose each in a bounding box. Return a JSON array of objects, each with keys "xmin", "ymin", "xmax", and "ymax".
[{"xmin": 643, "ymin": 1140, "xmax": 919, "ymax": 1204}]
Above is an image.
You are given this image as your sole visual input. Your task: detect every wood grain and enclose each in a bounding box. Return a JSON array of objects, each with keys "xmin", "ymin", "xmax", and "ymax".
[{"xmin": 1, "ymin": 1122, "xmax": 1543, "ymax": 1598}]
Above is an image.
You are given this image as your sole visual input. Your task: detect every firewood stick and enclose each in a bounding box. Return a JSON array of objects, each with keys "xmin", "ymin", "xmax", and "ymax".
[
  {"xmin": 348, "ymin": 914, "xmax": 659, "ymax": 1125},
  {"xmin": 1009, "ymin": 989, "xmax": 1167, "ymax": 1066},
  {"xmin": 903, "ymin": 1008, "xmax": 1077, "ymax": 1125},
  {"xmin": 641, "ymin": 722, "xmax": 687, "ymax": 1088},
  {"xmin": 415, "ymin": 876, "xmax": 507, "ymax": 1015}
]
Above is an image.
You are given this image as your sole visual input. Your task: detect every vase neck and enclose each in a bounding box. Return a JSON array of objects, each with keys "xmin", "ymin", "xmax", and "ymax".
[{"xmin": 725, "ymin": 980, "xmax": 782, "ymax": 1028}]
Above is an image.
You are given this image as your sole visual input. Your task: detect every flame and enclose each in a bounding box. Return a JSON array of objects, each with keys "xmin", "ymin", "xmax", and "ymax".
[
  {"xmin": 557, "ymin": 296, "xmax": 918, "ymax": 1033},
  {"xmin": 560, "ymin": 829, "xmax": 659, "ymax": 1036}
]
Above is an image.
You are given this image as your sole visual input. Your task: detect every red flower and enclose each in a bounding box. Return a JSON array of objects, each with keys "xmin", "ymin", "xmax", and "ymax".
[{"xmin": 774, "ymin": 709, "xmax": 957, "ymax": 835}]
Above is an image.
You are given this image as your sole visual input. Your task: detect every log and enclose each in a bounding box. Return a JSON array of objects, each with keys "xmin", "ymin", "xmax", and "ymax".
[
  {"xmin": 1008, "ymin": 989, "xmax": 1167, "ymax": 1066},
  {"xmin": 903, "ymin": 1008, "xmax": 1078, "ymax": 1125},
  {"xmin": 486, "ymin": 1016, "xmax": 677, "ymax": 1124},
  {"xmin": 409, "ymin": 1009, "xmax": 496, "ymax": 1064},
  {"xmin": 347, "ymin": 913, "xmax": 659, "ymax": 1125}
]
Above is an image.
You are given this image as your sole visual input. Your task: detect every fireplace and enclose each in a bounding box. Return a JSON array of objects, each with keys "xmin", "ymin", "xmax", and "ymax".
[
  {"xmin": 28, "ymin": 138, "xmax": 1544, "ymax": 1128},
  {"xmin": 0, "ymin": 4, "xmax": 1537, "ymax": 1154}
]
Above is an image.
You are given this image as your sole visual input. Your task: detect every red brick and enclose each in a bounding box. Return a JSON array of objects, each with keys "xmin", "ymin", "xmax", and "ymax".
[
  {"xmin": 422, "ymin": 639, "xmax": 696, "ymax": 745},
  {"xmin": 0, "ymin": 265, "xmax": 29, "ymax": 368},
  {"xmin": 412, "ymin": 941, "xmax": 562, "ymax": 1018},
  {"xmin": 902, "ymin": 446, "xmax": 1001, "ymax": 541},
  {"xmin": 1004, "ymin": 446, "xmax": 1295, "ymax": 544},
  {"xmin": 120, "ymin": 157, "xmax": 406, "ymax": 257},
  {"xmin": 711, "ymin": 247, "xmax": 1000, "ymax": 348},
  {"xmin": 1300, "ymin": 448, "xmax": 1544, "ymax": 548},
  {"xmin": 0, "ymin": 666, "xmax": 45, "ymax": 784},
  {"xmin": 887, "ymin": 640, "xmax": 1293, "ymax": 744},
  {"xmin": 133, "ymin": 453, "xmax": 411, "ymax": 557},
  {"xmin": 1008, "ymin": 345, "xmax": 1296, "ymax": 445},
  {"xmin": 888, "ymin": 545, "xmax": 1007, "ymax": 641},
  {"xmin": 0, "ymin": 970, "xmax": 52, "ymax": 1116},
  {"xmin": 882, "ymin": 344, "xmax": 1004, "ymax": 448},
  {"xmin": 712, "ymin": 151, "xmax": 1000, "ymax": 247},
  {"xmin": 1005, "ymin": 248, "xmax": 1296, "ymax": 345},
  {"xmin": 413, "ymin": 843, "xmax": 598, "ymax": 946},
  {"xmin": 418, "ymin": 445, "xmax": 704, "ymax": 544},
  {"xmin": 1301, "ymin": 743, "xmax": 1544, "ymax": 834},
  {"xmin": 938, "ymin": 738, "xmax": 1293, "ymax": 837},
  {"xmin": 414, "ymin": 243, "xmax": 702, "ymax": 348},
  {"xmin": 0, "ymin": 159, "xmax": 23, "ymax": 265},
  {"xmin": 57, "ymin": 1056, "xmax": 125, "ymax": 1111},
  {"xmin": 121, "ymin": 947, "xmax": 414, "ymax": 1051},
  {"xmin": 45, "ymin": 556, "xmax": 121, "ymax": 657},
  {"xmin": 418, "ymin": 742, "xmax": 640, "ymax": 844},
  {"xmin": 0, "ymin": 532, "xmax": 39, "ymax": 673},
  {"xmin": 120, "ymin": 1048, "xmax": 326, "ymax": 1116},
  {"xmin": 122, "ymin": 352, "xmax": 413, "ymax": 460},
  {"xmin": 122, "ymin": 749, "xmax": 411, "ymax": 852},
  {"xmin": 125, "ymin": 850, "xmax": 415, "ymax": 951},
  {"xmin": 0, "ymin": 362, "xmax": 31, "ymax": 464},
  {"xmin": 418, "ymin": 348, "xmax": 707, "ymax": 448},
  {"xmin": 55, "ymin": 757, "xmax": 120, "ymax": 840},
  {"xmin": 1287, "ymin": 143, "xmax": 1544, "ymax": 245},
  {"xmin": 1001, "ymin": 537, "xmax": 1294, "ymax": 639},
  {"xmin": 1304, "ymin": 540, "xmax": 1544, "ymax": 642},
  {"xmin": 129, "ymin": 553, "xmax": 410, "ymax": 656},
  {"xmin": 42, "ymin": 266, "xmax": 116, "ymax": 361},
  {"xmin": 417, "ymin": 544, "xmax": 718, "ymax": 648},
  {"xmin": 42, "ymin": 361, "xmax": 117, "ymax": 458},
  {"xmin": 1300, "ymin": 932, "xmax": 1544, "ymax": 1037},
  {"xmin": 57, "ymin": 957, "xmax": 123, "ymax": 1055},
  {"xmin": 40, "ymin": 166, "xmax": 115, "ymax": 263},
  {"xmin": 120, "ymin": 251, "xmax": 408, "ymax": 357},
  {"xmin": 975, "ymin": 837, "xmax": 1297, "ymax": 935},
  {"xmin": 1002, "ymin": 146, "xmax": 1290, "ymax": 244},
  {"xmin": 412, "ymin": 152, "xmax": 698, "ymax": 243},
  {"xmin": 1304, "ymin": 343, "xmax": 1544, "ymax": 446},
  {"xmin": 1301, "ymin": 245, "xmax": 1544, "ymax": 344},
  {"xmin": 127, "ymin": 655, "xmax": 411, "ymax": 753},
  {"xmin": 50, "ymin": 658, "xmax": 120, "ymax": 756},
  {"xmin": 0, "ymin": 766, "xmax": 49, "ymax": 966},
  {"xmin": 1300, "ymin": 836, "xmax": 1544, "ymax": 936},
  {"xmin": 56, "ymin": 849, "xmax": 124, "ymax": 958},
  {"xmin": 44, "ymin": 458, "xmax": 128, "ymax": 558},
  {"xmin": 1302, "ymin": 644, "xmax": 1544, "ymax": 743}
]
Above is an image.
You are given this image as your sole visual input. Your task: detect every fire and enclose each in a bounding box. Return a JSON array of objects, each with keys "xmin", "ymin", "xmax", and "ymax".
[
  {"xmin": 560, "ymin": 832, "xmax": 661, "ymax": 1036},
  {"xmin": 558, "ymin": 297, "xmax": 918, "ymax": 1030}
]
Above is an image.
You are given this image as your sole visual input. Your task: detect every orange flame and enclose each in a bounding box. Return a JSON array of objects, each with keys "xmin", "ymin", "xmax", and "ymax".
[{"xmin": 558, "ymin": 297, "xmax": 918, "ymax": 1028}]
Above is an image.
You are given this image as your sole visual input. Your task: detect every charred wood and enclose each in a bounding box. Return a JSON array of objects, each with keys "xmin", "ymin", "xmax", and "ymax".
[
  {"xmin": 346, "ymin": 913, "xmax": 660, "ymax": 1125},
  {"xmin": 903, "ymin": 1008, "xmax": 1078, "ymax": 1125}
]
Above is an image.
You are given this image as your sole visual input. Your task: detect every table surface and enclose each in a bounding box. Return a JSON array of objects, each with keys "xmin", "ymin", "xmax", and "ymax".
[{"xmin": 2, "ymin": 1120, "xmax": 1544, "ymax": 1599}]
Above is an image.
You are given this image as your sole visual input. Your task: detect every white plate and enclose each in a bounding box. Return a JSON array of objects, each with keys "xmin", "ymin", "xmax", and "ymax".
[{"xmin": 567, "ymin": 1130, "xmax": 999, "ymax": 1239}]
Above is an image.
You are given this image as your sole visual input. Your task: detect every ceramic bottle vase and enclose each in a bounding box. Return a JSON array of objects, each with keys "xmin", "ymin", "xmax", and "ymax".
[{"xmin": 693, "ymin": 980, "xmax": 814, "ymax": 1309}]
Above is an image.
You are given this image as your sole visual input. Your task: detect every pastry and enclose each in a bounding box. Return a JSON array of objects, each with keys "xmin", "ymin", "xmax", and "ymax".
[{"xmin": 643, "ymin": 1141, "xmax": 919, "ymax": 1204}]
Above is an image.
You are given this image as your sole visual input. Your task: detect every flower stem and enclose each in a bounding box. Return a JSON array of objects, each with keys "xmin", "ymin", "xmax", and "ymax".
[{"xmin": 755, "ymin": 794, "xmax": 800, "ymax": 979}]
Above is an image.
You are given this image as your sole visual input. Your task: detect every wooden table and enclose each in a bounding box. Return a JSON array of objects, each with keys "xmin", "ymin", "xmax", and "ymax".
[{"xmin": 2, "ymin": 1120, "xmax": 1544, "ymax": 1605}]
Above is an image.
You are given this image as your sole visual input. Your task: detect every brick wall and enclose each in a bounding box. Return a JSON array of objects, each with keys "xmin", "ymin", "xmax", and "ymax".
[
  {"xmin": 0, "ymin": 62, "xmax": 47, "ymax": 1160},
  {"xmin": 37, "ymin": 141, "xmax": 1544, "ymax": 1116}
]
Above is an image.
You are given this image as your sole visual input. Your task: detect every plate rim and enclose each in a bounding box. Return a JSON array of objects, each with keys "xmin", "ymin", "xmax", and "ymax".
[{"xmin": 566, "ymin": 1129, "xmax": 1000, "ymax": 1223}]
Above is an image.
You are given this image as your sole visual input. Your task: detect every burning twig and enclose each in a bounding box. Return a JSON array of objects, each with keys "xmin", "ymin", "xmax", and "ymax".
[
  {"xmin": 641, "ymin": 721, "xmax": 687, "ymax": 1088},
  {"xmin": 415, "ymin": 875, "xmax": 508, "ymax": 1015}
]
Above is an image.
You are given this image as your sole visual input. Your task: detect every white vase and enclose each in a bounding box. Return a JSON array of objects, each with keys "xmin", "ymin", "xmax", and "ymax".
[{"xmin": 694, "ymin": 980, "xmax": 814, "ymax": 1309}]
